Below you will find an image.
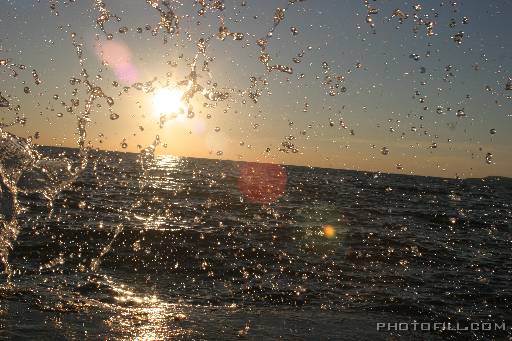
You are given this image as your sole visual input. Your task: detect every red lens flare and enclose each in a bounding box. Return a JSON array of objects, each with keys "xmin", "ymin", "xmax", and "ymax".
[{"xmin": 238, "ymin": 162, "xmax": 287, "ymax": 204}]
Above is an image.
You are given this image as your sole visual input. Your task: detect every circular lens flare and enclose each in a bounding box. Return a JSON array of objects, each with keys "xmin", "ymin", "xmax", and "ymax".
[
  {"xmin": 238, "ymin": 162, "xmax": 287, "ymax": 204},
  {"xmin": 323, "ymin": 225, "xmax": 336, "ymax": 239}
]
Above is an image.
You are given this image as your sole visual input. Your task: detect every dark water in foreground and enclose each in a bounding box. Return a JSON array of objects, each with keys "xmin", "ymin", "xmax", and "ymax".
[{"xmin": 1, "ymin": 148, "xmax": 511, "ymax": 340}]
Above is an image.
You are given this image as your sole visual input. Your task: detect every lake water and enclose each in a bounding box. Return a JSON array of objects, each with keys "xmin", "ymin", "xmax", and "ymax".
[{"xmin": 0, "ymin": 147, "xmax": 511, "ymax": 340}]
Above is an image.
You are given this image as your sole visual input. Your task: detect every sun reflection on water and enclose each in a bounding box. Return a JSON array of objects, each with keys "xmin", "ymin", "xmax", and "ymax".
[
  {"xmin": 104, "ymin": 283, "xmax": 193, "ymax": 340},
  {"xmin": 135, "ymin": 154, "xmax": 185, "ymax": 231}
]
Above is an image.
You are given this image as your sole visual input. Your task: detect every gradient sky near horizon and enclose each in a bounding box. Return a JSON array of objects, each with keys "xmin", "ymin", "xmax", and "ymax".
[{"xmin": 0, "ymin": 0, "xmax": 511, "ymax": 178}]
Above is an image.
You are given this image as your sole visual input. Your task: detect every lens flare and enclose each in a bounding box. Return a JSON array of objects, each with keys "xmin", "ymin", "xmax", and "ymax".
[
  {"xmin": 323, "ymin": 225, "xmax": 336, "ymax": 239},
  {"xmin": 238, "ymin": 162, "xmax": 287, "ymax": 204},
  {"xmin": 95, "ymin": 40, "xmax": 138, "ymax": 83}
]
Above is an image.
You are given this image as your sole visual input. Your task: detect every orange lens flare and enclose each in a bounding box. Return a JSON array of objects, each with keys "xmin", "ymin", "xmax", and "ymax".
[{"xmin": 323, "ymin": 225, "xmax": 336, "ymax": 239}]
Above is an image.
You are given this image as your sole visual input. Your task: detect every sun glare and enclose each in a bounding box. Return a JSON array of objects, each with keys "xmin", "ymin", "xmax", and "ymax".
[{"xmin": 152, "ymin": 87, "xmax": 187, "ymax": 118}]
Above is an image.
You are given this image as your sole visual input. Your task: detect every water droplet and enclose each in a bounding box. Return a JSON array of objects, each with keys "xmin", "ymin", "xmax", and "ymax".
[
  {"xmin": 214, "ymin": 127, "xmax": 221, "ymax": 132},
  {"xmin": 259, "ymin": 53, "xmax": 270, "ymax": 64},
  {"xmin": 110, "ymin": 113, "xmax": 120, "ymax": 120},
  {"xmin": 392, "ymin": 8, "xmax": 407, "ymax": 20},
  {"xmin": 0, "ymin": 94, "xmax": 9, "ymax": 107},
  {"xmin": 232, "ymin": 32, "xmax": 244, "ymax": 41},
  {"xmin": 132, "ymin": 240, "xmax": 141, "ymax": 252},
  {"xmin": 256, "ymin": 39, "xmax": 267, "ymax": 48},
  {"xmin": 506, "ymin": 79, "xmax": 512, "ymax": 91},
  {"xmin": 485, "ymin": 152, "xmax": 493, "ymax": 164},
  {"xmin": 23, "ymin": 86, "xmax": 30, "ymax": 94},
  {"xmin": 452, "ymin": 31, "xmax": 464, "ymax": 44},
  {"xmin": 367, "ymin": 7, "xmax": 378, "ymax": 15},
  {"xmin": 274, "ymin": 8, "xmax": 286, "ymax": 24},
  {"xmin": 489, "ymin": 128, "xmax": 496, "ymax": 135},
  {"xmin": 32, "ymin": 69, "xmax": 42, "ymax": 85},
  {"xmin": 456, "ymin": 109, "xmax": 465, "ymax": 117},
  {"xmin": 381, "ymin": 147, "xmax": 389, "ymax": 155}
]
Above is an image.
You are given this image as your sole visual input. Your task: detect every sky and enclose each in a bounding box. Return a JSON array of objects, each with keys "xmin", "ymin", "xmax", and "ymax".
[{"xmin": 0, "ymin": 0, "xmax": 511, "ymax": 178}]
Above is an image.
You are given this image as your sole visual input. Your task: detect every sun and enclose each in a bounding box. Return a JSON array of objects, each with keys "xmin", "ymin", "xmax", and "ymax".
[{"xmin": 152, "ymin": 87, "xmax": 187, "ymax": 118}]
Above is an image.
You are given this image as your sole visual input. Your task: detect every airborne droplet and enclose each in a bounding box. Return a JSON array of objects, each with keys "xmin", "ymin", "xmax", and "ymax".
[
  {"xmin": 453, "ymin": 31, "xmax": 464, "ymax": 45},
  {"xmin": 506, "ymin": 79, "xmax": 512, "ymax": 91},
  {"xmin": 367, "ymin": 7, "xmax": 378, "ymax": 15},
  {"xmin": 0, "ymin": 93, "xmax": 9, "ymax": 107},
  {"xmin": 485, "ymin": 152, "xmax": 493, "ymax": 164},
  {"xmin": 274, "ymin": 8, "xmax": 285, "ymax": 24}
]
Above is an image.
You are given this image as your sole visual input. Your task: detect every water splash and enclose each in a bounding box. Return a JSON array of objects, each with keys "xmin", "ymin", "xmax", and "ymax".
[
  {"xmin": 90, "ymin": 224, "xmax": 124, "ymax": 271},
  {"xmin": 0, "ymin": 2, "xmax": 509, "ymax": 339}
]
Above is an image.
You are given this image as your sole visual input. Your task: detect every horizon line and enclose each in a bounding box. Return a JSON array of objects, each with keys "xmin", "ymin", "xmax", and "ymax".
[{"xmin": 35, "ymin": 144, "xmax": 511, "ymax": 181}]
